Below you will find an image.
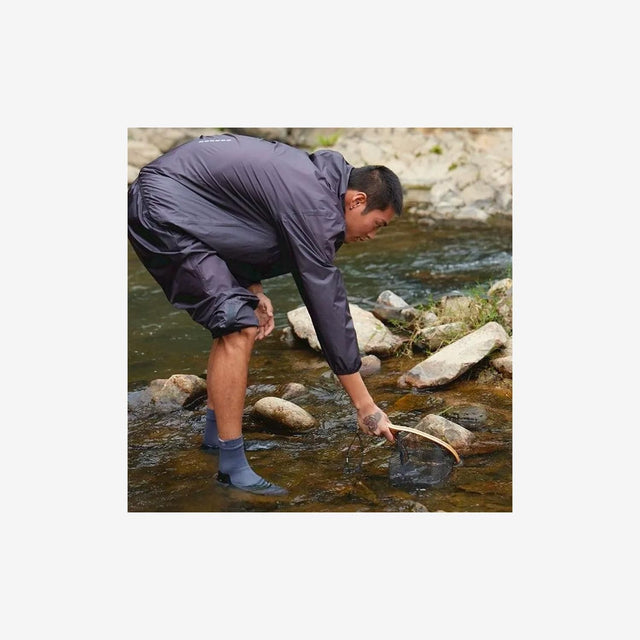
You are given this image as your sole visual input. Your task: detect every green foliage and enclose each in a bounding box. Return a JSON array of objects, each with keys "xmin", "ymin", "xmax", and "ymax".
[
  {"xmin": 429, "ymin": 144, "xmax": 443, "ymax": 155},
  {"xmin": 385, "ymin": 281, "xmax": 512, "ymax": 355},
  {"xmin": 317, "ymin": 132, "xmax": 340, "ymax": 147},
  {"xmin": 448, "ymin": 162, "xmax": 458, "ymax": 171}
]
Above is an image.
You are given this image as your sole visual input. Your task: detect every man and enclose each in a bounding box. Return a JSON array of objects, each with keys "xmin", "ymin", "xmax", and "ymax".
[{"xmin": 128, "ymin": 132, "xmax": 403, "ymax": 496}]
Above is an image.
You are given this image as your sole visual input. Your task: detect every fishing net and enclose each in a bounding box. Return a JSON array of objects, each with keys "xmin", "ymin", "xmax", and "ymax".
[{"xmin": 388, "ymin": 432, "xmax": 454, "ymax": 488}]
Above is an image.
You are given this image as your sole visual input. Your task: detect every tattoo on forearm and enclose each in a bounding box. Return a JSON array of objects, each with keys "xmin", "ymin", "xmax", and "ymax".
[{"xmin": 364, "ymin": 411, "xmax": 382, "ymax": 433}]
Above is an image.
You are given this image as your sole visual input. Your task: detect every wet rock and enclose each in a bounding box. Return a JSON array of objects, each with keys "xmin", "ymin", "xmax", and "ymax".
[
  {"xmin": 414, "ymin": 414, "xmax": 476, "ymax": 452},
  {"xmin": 372, "ymin": 290, "xmax": 417, "ymax": 323},
  {"xmin": 279, "ymin": 382, "xmax": 307, "ymax": 400},
  {"xmin": 287, "ymin": 303, "xmax": 404, "ymax": 357},
  {"xmin": 149, "ymin": 374, "xmax": 207, "ymax": 411},
  {"xmin": 415, "ymin": 322, "xmax": 466, "ymax": 350},
  {"xmin": 359, "ymin": 354, "xmax": 381, "ymax": 377},
  {"xmin": 491, "ymin": 356, "xmax": 512, "ymax": 377},
  {"xmin": 279, "ymin": 326, "xmax": 297, "ymax": 347},
  {"xmin": 399, "ymin": 321, "xmax": 509, "ymax": 388},
  {"xmin": 252, "ymin": 396, "xmax": 318, "ymax": 431},
  {"xmin": 443, "ymin": 405, "xmax": 488, "ymax": 431}
]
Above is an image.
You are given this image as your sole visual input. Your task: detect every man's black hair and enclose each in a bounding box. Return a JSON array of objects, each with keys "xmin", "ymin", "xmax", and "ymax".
[{"xmin": 348, "ymin": 165, "xmax": 404, "ymax": 216}]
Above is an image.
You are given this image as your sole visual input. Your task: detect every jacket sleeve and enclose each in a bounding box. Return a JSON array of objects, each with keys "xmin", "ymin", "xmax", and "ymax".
[{"xmin": 275, "ymin": 209, "xmax": 362, "ymax": 375}]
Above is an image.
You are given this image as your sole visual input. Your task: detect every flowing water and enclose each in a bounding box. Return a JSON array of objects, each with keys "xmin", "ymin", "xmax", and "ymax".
[{"xmin": 128, "ymin": 214, "xmax": 512, "ymax": 512}]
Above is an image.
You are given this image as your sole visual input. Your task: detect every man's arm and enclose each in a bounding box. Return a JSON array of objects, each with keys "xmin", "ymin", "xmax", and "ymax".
[{"xmin": 338, "ymin": 372, "xmax": 395, "ymax": 442}]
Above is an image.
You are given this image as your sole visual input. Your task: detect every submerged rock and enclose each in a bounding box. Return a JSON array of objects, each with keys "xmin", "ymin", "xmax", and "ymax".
[
  {"xmin": 287, "ymin": 303, "xmax": 404, "ymax": 357},
  {"xmin": 399, "ymin": 321, "xmax": 508, "ymax": 388},
  {"xmin": 279, "ymin": 382, "xmax": 307, "ymax": 400},
  {"xmin": 443, "ymin": 405, "xmax": 488, "ymax": 431},
  {"xmin": 253, "ymin": 396, "xmax": 318, "ymax": 431}
]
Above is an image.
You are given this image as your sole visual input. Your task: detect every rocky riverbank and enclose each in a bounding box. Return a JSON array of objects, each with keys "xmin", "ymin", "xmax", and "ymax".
[{"xmin": 127, "ymin": 127, "xmax": 512, "ymax": 223}]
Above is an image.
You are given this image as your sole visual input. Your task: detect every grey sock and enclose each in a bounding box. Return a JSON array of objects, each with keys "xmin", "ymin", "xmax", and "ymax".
[
  {"xmin": 203, "ymin": 408, "xmax": 219, "ymax": 448},
  {"xmin": 217, "ymin": 436, "xmax": 287, "ymax": 495},
  {"xmin": 218, "ymin": 436, "xmax": 264, "ymax": 486}
]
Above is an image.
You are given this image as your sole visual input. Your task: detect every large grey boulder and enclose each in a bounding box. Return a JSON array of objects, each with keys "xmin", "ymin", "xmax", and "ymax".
[
  {"xmin": 287, "ymin": 303, "xmax": 404, "ymax": 357},
  {"xmin": 252, "ymin": 396, "xmax": 318, "ymax": 431},
  {"xmin": 399, "ymin": 321, "xmax": 509, "ymax": 388}
]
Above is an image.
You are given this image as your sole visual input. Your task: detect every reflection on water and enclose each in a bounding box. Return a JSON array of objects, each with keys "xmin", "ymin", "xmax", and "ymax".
[{"xmin": 128, "ymin": 215, "xmax": 512, "ymax": 512}]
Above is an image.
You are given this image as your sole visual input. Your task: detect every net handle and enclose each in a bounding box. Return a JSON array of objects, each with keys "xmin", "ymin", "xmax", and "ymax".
[{"xmin": 390, "ymin": 424, "xmax": 461, "ymax": 464}]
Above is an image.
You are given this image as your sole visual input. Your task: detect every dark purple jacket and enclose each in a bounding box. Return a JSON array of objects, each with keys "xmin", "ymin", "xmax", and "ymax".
[{"xmin": 134, "ymin": 133, "xmax": 361, "ymax": 375}]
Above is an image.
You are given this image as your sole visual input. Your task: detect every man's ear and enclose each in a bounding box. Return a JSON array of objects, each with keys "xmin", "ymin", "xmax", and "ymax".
[{"xmin": 351, "ymin": 191, "xmax": 367, "ymax": 210}]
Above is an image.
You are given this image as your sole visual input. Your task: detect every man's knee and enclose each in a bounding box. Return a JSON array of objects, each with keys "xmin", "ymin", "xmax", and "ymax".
[{"xmin": 218, "ymin": 326, "xmax": 258, "ymax": 351}]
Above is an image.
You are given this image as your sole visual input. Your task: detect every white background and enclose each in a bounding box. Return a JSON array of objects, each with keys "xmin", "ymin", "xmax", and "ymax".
[{"xmin": 2, "ymin": 1, "xmax": 637, "ymax": 638}]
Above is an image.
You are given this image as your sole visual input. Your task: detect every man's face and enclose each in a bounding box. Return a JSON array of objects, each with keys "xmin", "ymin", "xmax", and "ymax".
[{"xmin": 344, "ymin": 203, "xmax": 395, "ymax": 243}]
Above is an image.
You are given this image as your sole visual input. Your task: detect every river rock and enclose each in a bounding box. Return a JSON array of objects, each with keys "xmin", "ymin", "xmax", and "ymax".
[
  {"xmin": 279, "ymin": 382, "xmax": 307, "ymax": 400},
  {"xmin": 252, "ymin": 396, "xmax": 318, "ymax": 431},
  {"xmin": 287, "ymin": 303, "xmax": 404, "ymax": 357},
  {"xmin": 443, "ymin": 405, "xmax": 488, "ymax": 430},
  {"xmin": 399, "ymin": 321, "xmax": 509, "ymax": 388},
  {"xmin": 372, "ymin": 290, "xmax": 417, "ymax": 323},
  {"xmin": 491, "ymin": 356, "xmax": 512, "ymax": 377},
  {"xmin": 414, "ymin": 414, "xmax": 477, "ymax": 451},
  {"xmin": 359, "ymin": 354, "xmax": 381, "ymax": 377},
  {"xmin": 488, "ymin": 279, "xmax": 512, "ymax": 330},
  {"xmin": 149, "ymin": 374, "xmax": 207, "ymax": 410},
  {"xmin": 416, "ymin": 322, "xmax": 466, "ymax": 350}
]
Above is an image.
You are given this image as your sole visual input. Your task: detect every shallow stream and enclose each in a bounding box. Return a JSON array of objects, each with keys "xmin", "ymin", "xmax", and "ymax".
[{"xmin": 128, "ymin": 214, "xmax": 512, "ymax": 512}]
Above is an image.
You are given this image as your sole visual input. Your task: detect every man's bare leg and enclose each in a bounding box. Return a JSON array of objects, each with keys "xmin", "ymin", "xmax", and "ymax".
[
  {"xmin": 208, "ymin": 327, "xmax": 255, "ymax": 440},
  {"xmin": 207, "ymin": 327, "xmax": 287, "ymax": 496},
  {"xmin": 202, "ymin": 342, "xmax": 221, "ymax": 448}
]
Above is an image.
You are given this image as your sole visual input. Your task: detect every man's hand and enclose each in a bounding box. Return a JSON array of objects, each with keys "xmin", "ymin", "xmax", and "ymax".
[
  {"xmin": 252, "ymin": 290, "xmax": 275, "ymax": 340},
  {"xmin": 357, "ymin": 403, "xmax": 395, "ymax": 442}
]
